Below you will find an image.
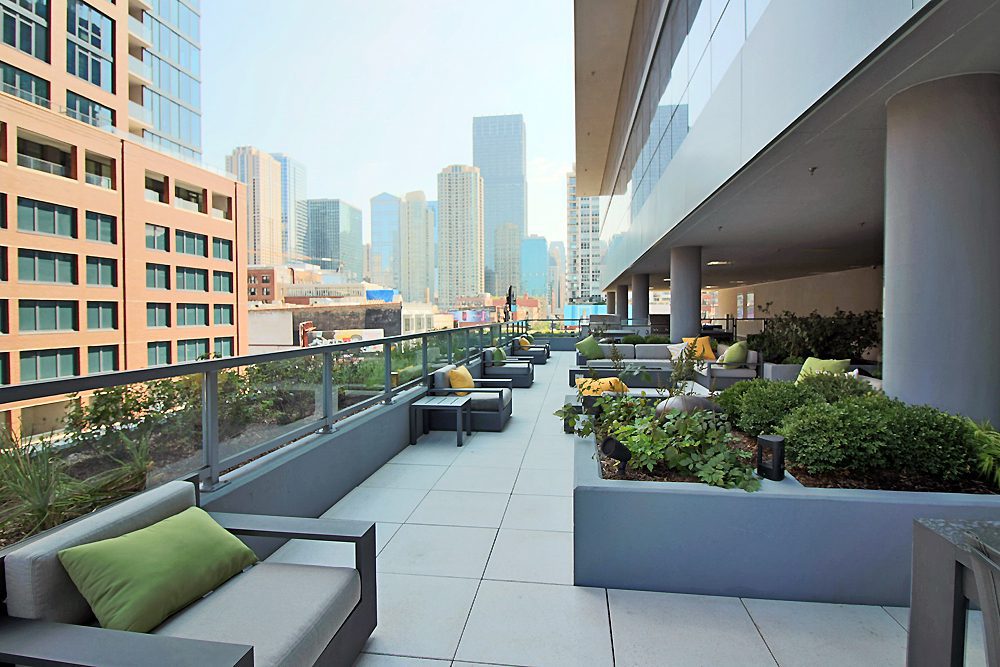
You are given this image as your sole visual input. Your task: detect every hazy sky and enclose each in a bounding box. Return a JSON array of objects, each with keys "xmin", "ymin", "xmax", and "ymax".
[{"xmin": 200, "ymin": 1, "xmax": 575, "ymax": 246}]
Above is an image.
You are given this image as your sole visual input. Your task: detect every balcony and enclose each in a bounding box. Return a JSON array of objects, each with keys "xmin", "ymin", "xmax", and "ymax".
[
  {"xmin": 128, "ymin": 54, "xmax": 152, "ymax": 84},
  {"xmin": 17, "ymin": 153, "xmax": 68, "ymax": 177},
  {"xmin": 128, "ymin": 14, "xmax": 153, "ymax": 48},
  {"xmin": 0, "ymin": 81, "xmax": 49, "ymax": 109},
  {"xmin": 85, "ymin": 172, "xmax": 112, "ymax": 188},
  {"xmin": 0, "ymin": 321, "xmax": 991, "ymax": 665},
  {"xmin": 128, "ymin": 100, "xmax": 152, "ymax": 129},
  {"xmin": 175, "ymin": 197, "xmax": 201, "ymax": 213}
]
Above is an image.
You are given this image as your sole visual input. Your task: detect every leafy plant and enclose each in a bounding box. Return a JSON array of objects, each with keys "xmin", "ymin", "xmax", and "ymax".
[
  {"xmin": 747, "ymin": 306, "xmax": 881, "ymax": 363},
  {"xmin": 737, "ymin": 380, "xmax": 822, "ymax": 436},
  {"xmin": 796, "ymin": 372, "xmax": 875, "ymax": 403},
  {"xmin": 644, "ymin": 335, "xmax": 670, "ymax": 344},
  {"xmin": 0, "ymin": 431, "xmax": 79, "ymax": 535},
  {"xmin": 621, "ymin": 334, "xmax": 646, "ymax": 345},
  {"xmin": 715, "ymin": 379, "xmax": 768, "ymax": 423},
  {"xmin": 968, "ymin": 420, "xmax": 1000, "ymax": 488}
]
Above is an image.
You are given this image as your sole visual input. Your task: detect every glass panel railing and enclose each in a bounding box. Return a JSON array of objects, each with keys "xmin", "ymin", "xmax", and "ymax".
[
  {"xmin": 17, "ymin": 153, "xmax": 69, "ymax": 177},
  {"xmin": 85, "ymin": 172, "xmax": 112, "ymax": 189},
  {"xmin": 331, "ymin": 344, "xmax": 387, "ymax": 413},
  {"xmin": 175, "ymin": 198, "xmax": 201, "ymax": 213},
  {"xmin": 128, "ymin": 14, "xmax": 152, "ymax": 43},
  {"xmin": 128, "ymin": 100, "xmax": 151, "ymax": 125},
  {"xmin": 128, "ymin": 54, "xmax": 152, "ymax": 80},
  {"xmin": 211, "ymin": 208, "xmax": 227, "ymax": 220},
  {"xmin": 426, "ymin": 330, "xmax": 452, "ymax": 376},
  {"xmin": 391, "ymin": 339, "xmax": 424, "ymax": 389},
  {"xmin": 1, "ymin": 81, "xmax": 50, "ymax": 108}
]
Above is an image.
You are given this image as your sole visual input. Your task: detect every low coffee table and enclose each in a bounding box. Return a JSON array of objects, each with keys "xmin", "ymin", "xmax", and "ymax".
[{"xmin": 410, "ymin": 395, "xmax": 473, "ymax": 446}]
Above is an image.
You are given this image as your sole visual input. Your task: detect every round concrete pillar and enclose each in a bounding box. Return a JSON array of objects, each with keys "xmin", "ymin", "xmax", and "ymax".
[
  {"xmin": 884, "ymin": 73, "xmax": 1000, "ymax": 423},
  {"xmin": 669, "ymin": 246, "xmax": 702, "ymax": 342},
  {"xmin": 615, "ymin": 284, "xmax": 630, "ymax": 320},
  {"xmin": 631, "ymin": 274, "xmax": 650, "ymax": 324},
  {"xmin": 606, "ymin": 290, "xmax": 616, "ymax": 316}
]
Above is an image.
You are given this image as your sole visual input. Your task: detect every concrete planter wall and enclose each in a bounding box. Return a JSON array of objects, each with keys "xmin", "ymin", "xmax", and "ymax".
[
  {"xmin": 761, "ymin": 362, "xmax": 803, "ymax": 381},
  {"xmin": 573, "ymin": 437, "xmax": 1000, "ymax": 606}
]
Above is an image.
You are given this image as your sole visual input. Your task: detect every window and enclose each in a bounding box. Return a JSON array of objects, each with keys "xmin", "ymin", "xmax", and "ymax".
[
  {"xmin": 0, "ymin": 246, "xmax": 5, "ymax": 281},
  {"xmin": 84, "ymin": 151, "xmax": 113, "ymax": 188},
  {"xmin": 177, "ymin": 338, "xmax": 207, "ymax": 362},
  {"xmin": 175, "ymin": 229, "xmax": 206, "ymax": 256},
  {"xmin": 213, "ymin": 304, "xmax": 233, "ymax": 325},
  {"xmin": 213, "ymin": 270, "xmax": 232, "ymax": 293},
  {"xmin": 212, "ymin": 237, "xmax": 232, "ymax": 260},
  {"xmin": 18, "ymin": 249, "xmax": 75, "ymax": 283},
  {"xmin": 85, "ymin": 256, "xmax": 116, "ymax": 286},
  {"xmin": 249, "ymin": 275, "xmax": 257, "ymax": 284},
  {"xmin": 145, "ymin": 223, "xmax": 168, "ymax": 251},
  {"xmin": 214, "ymin": 337, "xmax": 233, "ymax": 358},
  {"xmin": 19, "ymin": 300, "xmax": 77, "ymax": 332},
  {"xmin": 66, "ymin": 0, "xmax": 114, "ymax": 92},
  {"xmin": 0, "ymin": 352, "xmax": 8, "ymax": 385},
  {"xmin": 261, "ymin": 274, "xmax": 271, "ymax": 283},
  {"xmin": 1, "ymin": 0, "xmax": 49, "ymax": 61},
  {"xmin": 262, "ymin": 287, "xmax": 270, "ymax": 296},
  {"xmin": 146, "ymin": 302, "xmax": 169, "ymax": 327},
  {"xmin": 86, "ymin": 301, "xmax": 116, "ymax": 329},
  {"xmin": 21, "ymin": 348, "xmax": 78, "ymax": 381},
  {"xmin": 0, "ymin": 298, "xmax": 7, "ymax": 334},
  {"xmin": 66, "ymin": 90, "xmax": 114, "ymax": 127},
  {"xmin": 87, "ymin": 344, "xmax": 117, "ymax": 373},
  {"xmin": 176, "ymin": 303, "xmax": 207, "ymax": 326},
  {"xmin": 147, "ymin": 341, "xmax": 170, "ymax": 366},
  {"xmin": 85, "ymin": 211, "xmax": 115, "ymax": 243},
  {"xmin": 249, "ymin": 287, "xmax": 256, "ymax": 296},
  {"xmin": 17, "ymin": 197, "xmax": 76, "ymax": 237},
  {"xmin": 1, "ymin": 61, "xmax": 49, "ymax": 106},
  {"xmin": 176, "ymin": 266, "xmax": 207, "ymax": 291},
  {"xmin": 146, "ymin": 263, "xmax": 169, "ymax": 289}
]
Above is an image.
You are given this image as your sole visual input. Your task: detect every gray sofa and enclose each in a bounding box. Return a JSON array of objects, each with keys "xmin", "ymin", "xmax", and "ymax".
[
  {"xmin": 571, "ymin": 343, "xmax": 681, "ymax": 388},
  {"xmin": 428, "ymin": 364, "xmax": 513, "ymax": 431},
  {"xmin": 481, "ymin": 347, "xmax": 534, "ymax": 388},
  {"xmin": 693, "ymin": 344, "xmax": 761, "ymax": 390},
  {"xmin": 0, "ymin": 480, "xmax": 376, "ymax": 667},
  {"xmin": 509, "ymin": 339, "xmax": 549, "ymax": 365}
]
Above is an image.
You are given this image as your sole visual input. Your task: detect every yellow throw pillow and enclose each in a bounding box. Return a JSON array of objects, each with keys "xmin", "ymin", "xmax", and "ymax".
[
  {"xmin": 681, "ymin": 336, "xmax": 716, "ymax": 361},
  {"xmin": 448, "ymin": 365, "xmax": 475, "ymax": 396},
  {"xmin": 575, "ymin": 377, "xmax": 629, "ymax": 396},
  {"xmin": 519, "ymin": 336, "xmax": 531, "ymax": 349}
]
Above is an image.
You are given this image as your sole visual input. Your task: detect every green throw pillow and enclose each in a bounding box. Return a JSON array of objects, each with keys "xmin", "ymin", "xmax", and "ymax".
[
  {"xmin": 575, "ymin": 335, "xmax": 603, "ymax": 360},
  {"xmin": 494, "ymin": 346, "xmax": 507, "ymax": 366},
  {"xmin": 796, "ymin": 357, "xmax": 850, "ymax": 383},
  {"xmin": 58, "ymin": 506, "xmax": 258, "ymax": 632},
  {"xmin": 718, "ymin": 341, "xmax": 748, "ymax": 368}
]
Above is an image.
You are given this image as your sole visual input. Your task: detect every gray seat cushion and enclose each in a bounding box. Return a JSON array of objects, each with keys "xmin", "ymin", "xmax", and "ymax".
[
  {"xmin": 598, "ymin": 344, "xmax": 635, "ymax": 359},
  {"xmin": 154, "ymin": 562, "xmax": 360, "ymax": 667},
  {"xmin": 433, "ymin": 364, "xmax": 457, "ymax": 389},
  {"xmin": 470, "ymin": 388, "xmax": 512, "ymax": 410},
  {"xmin": 4, "ymin": 480, "xmax": 196, "ymax": 623},
  {"xmin": 635, "ymin": 344, "xmax": 671, "ymax": 360},
  {"xmin": 697, "ymin": 366, "xmax": 757, "ymax": 379}
]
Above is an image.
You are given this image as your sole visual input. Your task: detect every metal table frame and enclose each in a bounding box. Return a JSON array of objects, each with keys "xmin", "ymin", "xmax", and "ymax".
[{"xmin": 410, "ymin": 394, "xmax": 473, "ymax": 446}]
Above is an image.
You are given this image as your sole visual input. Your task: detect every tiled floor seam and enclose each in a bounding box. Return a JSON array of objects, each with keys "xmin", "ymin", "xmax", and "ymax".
[
  {"xmin": 882, "ymin": 606, "xmax": 908, "ymax": 632},
  {"xmin": 740, "ymin": 597, "xmax": 782, "ymax": 667},
  {"xmin": 605, "ymin": 588, "xmax": 617, "ymax": 667}
]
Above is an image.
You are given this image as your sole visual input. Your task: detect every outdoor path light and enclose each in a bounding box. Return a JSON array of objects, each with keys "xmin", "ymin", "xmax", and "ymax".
[
  {"xmin": 756, "ymin": 434, "xmax": 785, "ymax": 481},
  {"xmin": 600, "ymin": 436, "xmax": 631, "ymax": 474}
]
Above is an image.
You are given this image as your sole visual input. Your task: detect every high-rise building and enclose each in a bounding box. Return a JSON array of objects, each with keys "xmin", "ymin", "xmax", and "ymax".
[
  {"xmin": 548, "ymin": 241, "xmax": 566, "ymax": 313},
  {"xmin": 304, "ymin": 199, "xmax": 363, "ymax": 279},
  {"xmin": 566, "ymin": 170, "xmax": 603, "ymax": 303},
  {"xmin": 0, "ymin": 0, "xmax": 247, "ymax": 436},
  {"xmin": 494, "ymin": 223, "xmax": 521, "ymax": 297},
  {"xmin": 141, "ymin": 0, "xmax": 203, "ymax": 160},
  {"xmin": 437, "ymin": 165, "xmax": 484, "ymax": 308},
  {"xmin": 520, "ymin": 235, "xmax": 548, "ymax": 297},
  {"xmin": 225, "ymin": 147, "xmax": 283, "ymax": 266},
  {"xmin": 271, "ymin": 153, "xmax": 307, "ymax": 261},
  {"xmin": 399, "ymin": 191, "xmax": 435, "ymax": 304},
  {"xmin": 369, "ymin": 193, "xmax": 401, "ymax": 289},
  {"xmin": 426, "ymin": 199, "xmax": 438, "ymax": 301},
  {"xmin": 473, "ymin": 114, "xmax": 526, "ymax": 294}
]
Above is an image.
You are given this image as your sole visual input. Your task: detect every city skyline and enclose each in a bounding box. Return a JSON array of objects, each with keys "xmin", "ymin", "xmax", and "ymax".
[{"xmin": 199, "ymin": 1, "xmax": 573, "ymax": 247}]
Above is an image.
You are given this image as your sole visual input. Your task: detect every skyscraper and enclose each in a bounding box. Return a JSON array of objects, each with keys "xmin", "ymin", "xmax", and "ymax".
[
  {"xmin": 494, "ymin": 223, "xmax": 522, "ymax": 297},
  {"xmin": 400, "ymin": 192, "xmax": 435, "ymax": 303},
  {"xmin": 370, "ymin": 193, "xmax": 401, "ymax": 289},
  {"xmin": 473, "ymin": 114, "xmax": 526, "ymax": 294},
  {"xmin": 304, "ymin": 199, "xmax": 363, "ymax": 279},
  {"xmin": 225, "ymin": 146, "xmax": 283, "ymax": 265},
  {"xmin": 566, "ymin": 169, "xmax": 604, "ymax": 302},
  {"xmin": 426, "ymin": 200, "xmax": 439, "ymax": 301},
  {"xmin": 437, "ymin": 165, "xmax": 484, "ymax": 307},
  {"xmin": 521, "ymin": 235, "xmax": 549, "ymax": 297},
  {"xmin": 548, "ymin": 241, "xmax": 567, "ymax": 313},
  {"xmin": 271, "ymin": 153, "xmax": 308, "ymax": 261}
]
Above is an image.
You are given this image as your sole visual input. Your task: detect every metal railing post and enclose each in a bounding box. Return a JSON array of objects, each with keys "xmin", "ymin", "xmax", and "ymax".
[
  {"xmin": 422, "ymin": 335, "xmax": 429, "ymax": 387},
  {"xmin": 447, "ymin": 331, "xmax": 453, "ymax": 363},
  {"xmin": 464, "ymin": 328, "xmax": 471, "ymax": 363},
  {"xmin": 383, "ymin": 341, "xmax": 393, "ymax": 403},
  {"xmin": 321, "ymin": 351, "xmax": 334, "ymax": 432},
  {"xmin": 200, "ymin": 370, "xmax": 223, "ymax": 491},
  {"xmin": 479, "ymin": 327, "xmax": 485, "ymax": 355}
]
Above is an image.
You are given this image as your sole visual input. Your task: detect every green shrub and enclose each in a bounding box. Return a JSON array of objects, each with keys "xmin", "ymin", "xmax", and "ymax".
[
  {"xmin": 737, "ymin": 381, "xmax": 822, "ymax": 436},
  {"xmin": 889, "ymin": 403, "xmax": 977, "ymax": 481},
  {"xmin": 968, "ymin": 419, "xmax": 1000, "ymax": 488},
  {"xmin": 747, "ymin": 307, "xmax": 881, "ymax": 363},
  {"xmin": 621, "ymin": 334, "xmax": 646, "ymax": 345},
  {"xmin": 644, "ymin": 335, "xmax": 670, "ymax": 344},
  {"xmin": 716, "ymin": 379, "xmax": 768, "ymax": 422},
  {"xmin": 796, "ymin": 372, "xmax": 874, "ymax": 403},
  {"xmin": 777, "ymin": 397, "xmax": 893, "ymax": 475}
]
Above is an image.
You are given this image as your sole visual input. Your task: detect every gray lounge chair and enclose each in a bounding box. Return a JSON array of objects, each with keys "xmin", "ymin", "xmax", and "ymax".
[
  {"xmin": 428, "ymin": 364, "xmax": 513, "ymax": 431},
  {"xmin": 482, "ymin": 347, "xmax": 534, "ymax": 388}
]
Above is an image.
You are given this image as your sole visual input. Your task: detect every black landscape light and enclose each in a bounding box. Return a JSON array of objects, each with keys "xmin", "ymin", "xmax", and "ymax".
[
  {"xmin": 600, "ymin": 436, "xmax": 631, "ymax": 475},
  {"xmin": 756, "ymin": 434, "xmax": 785, "ymax": 481}
]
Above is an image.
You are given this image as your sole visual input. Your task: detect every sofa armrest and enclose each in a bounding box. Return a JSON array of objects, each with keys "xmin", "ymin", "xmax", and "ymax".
[
  {"xmin": 0, "ymin": 616, "xmax": 254, "ymax": 667},
  {"xmin": 429, "ymin": 387, "xmax": 504, "ymax": 396},
  {"xmin": 474, "ymin": 378, "xmax": 513, "ymax": 389},
  {"xmin": 491, "ymin": 357, "xmax": 533, "ymax": 366},
  {"xmin": 209, "ymin": 513, "xmax": 373, "ymax": 544}
]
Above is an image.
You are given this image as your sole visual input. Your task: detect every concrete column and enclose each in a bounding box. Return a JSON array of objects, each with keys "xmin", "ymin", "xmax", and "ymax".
[
  {"xmin": 669, "ymin": 246, "xmax": 701, "ymax": 342},
  {"xmin": 606, "ymin": 290, "xmax": 616, "ymax": 316},
  {"xmin": 631, "ymin": 274, "xmax": 650, "ymax": 324},
  {"xmin": 615, "ymin": 284, "xmax": 629, "ymax": 320},
  {"xmin": 884, "ymin": 73, "xmax": 1000, "ymax": 423}
]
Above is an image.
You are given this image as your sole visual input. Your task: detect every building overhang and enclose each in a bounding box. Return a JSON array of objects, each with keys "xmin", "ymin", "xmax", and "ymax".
[{"xmin": 573, "ymin": 0, "xmax": 638, "ymax": 196}]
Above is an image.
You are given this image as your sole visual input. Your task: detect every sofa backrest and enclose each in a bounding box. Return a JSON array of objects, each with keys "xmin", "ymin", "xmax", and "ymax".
[
  {"xmin": 482, "ymin": 348, "xmax": 496, "ymax": 365},
  {"xmin": 634, "ymin": 344, "xmax": 670, "ymax": 360},
  {"xmin": 4, "ymin": 480, "xmax": 197, "ymax": 624},
  {"xmin": 598, "ymin": 343, "xmax": 635, "ymax": 359},
  {"xmin": 433, "ymin": 364, "xmax": 456, "ymax": 389}
]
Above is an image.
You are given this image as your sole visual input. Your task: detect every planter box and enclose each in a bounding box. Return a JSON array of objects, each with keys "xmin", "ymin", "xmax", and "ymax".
[
  {"xmin": 573, "ymin": 437, "xmax": 1000, "ymax": 606},
  {"xmin": 532, "ymin": 336, "xmax": 580, "ymax": 351},
  {"xmin": 762, "ymin": 362, "xmax": 803, "ymax": 381}
]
